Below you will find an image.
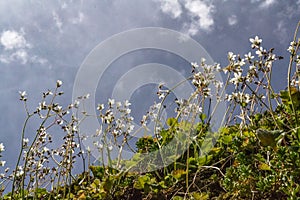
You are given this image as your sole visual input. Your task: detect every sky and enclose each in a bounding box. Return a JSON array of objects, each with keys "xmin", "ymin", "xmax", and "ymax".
[{"xmin": 0, "ymin": 0, "xmax": 300, "ymax": 173}]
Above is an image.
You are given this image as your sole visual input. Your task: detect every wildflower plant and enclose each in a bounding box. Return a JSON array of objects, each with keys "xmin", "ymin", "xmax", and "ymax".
[{"xmin": 0, "ymin": 21, "xmax": 299, "ymax": 199}]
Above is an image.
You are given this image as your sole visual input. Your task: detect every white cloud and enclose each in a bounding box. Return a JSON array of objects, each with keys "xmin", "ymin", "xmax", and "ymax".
[
  {"xmin": 0, "ymin": 49, "xmax": 28, "ymax": 64},
  {"xmin": 156, "ymin": 0, "xmax": 214, "ymax": 35},
  {"xmin": 274, "ymin": 20, "xmax": 288, "ymax": 44},
  {"xmin": 70, "ymin": 12, "xmax": 85, "ymax": 24},
  {"xmin": 12, "ymin": 49, "xmax": 28, "ymax": 64},
  {"xmin": 0, "ymin": 29, "xmax": 48, "ymax": 65},
  {"xmin": 183, "ymin": 0, "xmax": 214, "ymax": 34},
  {"xmin": 228, "ymin": 15, "xmax": 238, "ymax": 26},
  {"xmin": 52, "ymin": 11, "xmax": 63, "ymax": 31},
  {"xmin": 183, "ymin": 22, "xmax": 198, "ymax": 36},
  {"xmin": 0, "ymin": 30, "xmax": 30, "ymax": 50},
  {"xmin": 159, "ymin": 0, "xmax": 182, "ymax": 19},
  {"xmin": 259, "ymin": 0, "xmax": 276, "ymax": 9},
  {"xmin": 0, "ymin": 50, "xmax": 48, "ymax": 65},
  {"xmin": 61, "ymin": 2, "xmax": 67, "ymax": 9}
]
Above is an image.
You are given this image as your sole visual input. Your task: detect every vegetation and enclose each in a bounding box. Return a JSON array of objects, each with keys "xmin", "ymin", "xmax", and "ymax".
[{"xmin": 0, "ymin": 21, "xmax": 299, "ymax": 199}]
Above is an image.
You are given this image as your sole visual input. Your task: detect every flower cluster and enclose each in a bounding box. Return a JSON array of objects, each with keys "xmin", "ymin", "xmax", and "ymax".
[
  {"xmin": 191, "ymin": 58, "xmax": 221, "ymax": 98},
  {"xmin": 226, "ymin": 92, "xmax": 252, "ymax": 106},
  {"xmin": 0, "ymin": 143, "xmax": 5, "ymax": 167},
  {"xmin": 9, "ymin": 80, "xmax": 86, "ymax": 195},
  {"xmin": 93, "ymin": 98, "xmax": 134, "ymax": 167}
]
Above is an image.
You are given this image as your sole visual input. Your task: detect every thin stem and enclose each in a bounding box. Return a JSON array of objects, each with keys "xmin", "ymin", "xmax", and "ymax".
[
  {"xmin": 11, "ymin": 112, "xmax": 33, "ymax": 196},
  {"xmin": 288, "ymin": 21, "xmax": 300, "ymax": 138}
]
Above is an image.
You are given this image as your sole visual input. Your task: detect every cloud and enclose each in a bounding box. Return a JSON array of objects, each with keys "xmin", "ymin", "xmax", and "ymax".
[
  {"xmin": 250, "ymin": 0, "xmax": 277, "ymax": 9},
  {"xmin": 156, "ymin": 0, "xmax": 214, "ymax": 35},
  {"xmin": 61, "ymin": 2, "xmax": 67, "ymax": 9},
  {"xmin": 184, "ymin": 0, "xmax": 214, "ymax": 31},
  {"xmin": 0, "ymin": 29, "xmax": 47, "ymax": 65},
  {"xmin": 0, "ymin": 30, "xmax": 30, "ymax": 50},
  {"xmin": 274, "ymin": 20, "xmax": 288, "ymax": 44},
  {"xmin": 0, "ymin": 49, "xmax": 28, "ymax": 64},
  {"xmin": 52, "ymin": 11, "xmax": 63, "ymax": 31},
  {"xmin": 228, "ymin": 15, "xmax": 238, "ymax": 26},
  {"xmin": 0, "ymin": 49, "xmax": 47, "ymax": 65},
  {"xmin": 259, "ymin": 0, "xmax": 276, "ymax": 9},
  {"xmin": 159, "ymin": 0, "xmax": 182, "ymax": 19},
  {"xmin": 70, "ymin": 12, "xmax": 85, "ymax": 24}
]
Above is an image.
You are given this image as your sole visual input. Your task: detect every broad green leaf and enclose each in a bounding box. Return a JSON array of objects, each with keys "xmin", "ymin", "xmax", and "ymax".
[
  {"xmin": 198, "ymin": 155, "xmax": 213, "ymax": 166},
  {"xmin": 222, "ymin": 135, "xmax": 232, "ymax": 145}
]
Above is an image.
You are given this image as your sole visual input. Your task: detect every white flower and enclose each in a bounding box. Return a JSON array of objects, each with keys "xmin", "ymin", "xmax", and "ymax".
[
  {"xmin": 72, "ymin": 126, "xmax": 78, "ymax": 132},
  {"xmin": 230, "ymin": 72, "xmax": 242, "ymax": 85},
  {"xmin": 191, "ymin": 62, "xmax": 199, "ymax": 68},
  {"xmin": 287, "ymin": 42, "xmax": 296, "ymax": 54},
  {"xmin": 226, "ymin": 94, "xmax": 233, "ymax": 101},
  {"xmin": 43, "ymin": 147, "xmax": 49, "ymax": 153},
  {"xmin": 297, "ymin": 55, "xmax": 300, "ymax": 64},
  {"xmin": 19, "ymin": 91, "xmax": 27, "ymax": 97},
  {"xmin": 128, "ymin": 125, "xmax": 134, "ymax": 133},
  {"xmin": 84, "ymin": 94, "xmax": 90, "ymax": 99},
  {"xmin": 124, "ymin": 100, "xmax": 131, "ymax": 107},
  {"xmin": 19, "ymin": 91, "xmax": 27, "ymax": 101},
  {"xmin": 73, "ymin": 100, "xmax": 80, "ymax": 108},
  {"xmin": 87, "ymin": 146, "xmax": 91, "ymax": 153},
  {"xmin": 245, "ymin": 52, "xmax": 254, "ymax": 60},
  {"xmin": 97, "ymin": 104, "xmax": 104, "ymax": 111},
  {"xmin": 249, "ymin": 65, "xmax": 256, "ymax": 70},
  {"xmin": 23, "ymin": 138, "xmax": 29, "ymax": 146},
  {"xmin": 116, "ymin": 101, "xmax": 122, "ymax": 107},
  {"xmin": 228, "ymin": 52, "xmax": 236, "ymax": 61},
  {"xmin": 214, "ymin": 81, "xmax": 223, "ymax": 89},
  {"xmin": 255, "ymin": 47, "xmax": 264, "ymax": 57},
  {"xmin": 0, "ymin": 143, "xmax": 5, "ymax": 152},
  {"xmin": 0, "ymin": 161, "xmax": 6, "ymax": 167},
  {"xmin": 108, "ymin": 98, "xmax": 115, "ymax": 106},
  {"xmin": 237, "ymin": 59, "xmax": 246, "ymax": 67},
  {"xmin": 245, "ymin": 93, "xmax": 251, "ymax": 104},
  {"xmin": 198, "ymin": 107, "xmax": 203, "ymax": 113},
  {"xmin": 287, "ymin": 46, "xmax": 294, "ymax": 53},
  {"xmin": 38, "ymin": 101, "xmax": 47, "ymax": 110},
  {"xmin": 56, "ymin": 80, "xmax": 63, "ymax": 87},
  {"xmin": 37, "ymin": 163, "xmax": 43, "ymax": 169},
  {"xmin": 215, "ymin": 63, "xmax": 221, "ymax": 71},
  {"xmin": 16, "ymin": 166, "xmax": 24, "ymax": 177},
  {"xmin": 125, "ymin": 108, "xmax": 131, "ymax": 114},
  {"xmin": 158, "ymin": 92, "xmax": 165, "ymax": 99},
  {"xmin": 108, "ymin": 146, "xmax": 113, "ymax": 151},
  {"xmin": 249, "ymin": 36, "xmax": 262, "ymax": 48}
]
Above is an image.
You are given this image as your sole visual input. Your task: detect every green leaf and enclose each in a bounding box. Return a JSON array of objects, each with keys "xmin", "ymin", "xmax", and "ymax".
[
  {"xmin": 167, "ymin": 117, "xmax": 178, "ymax": 127},
  {"xmin": 133, "ymin": 175, "xmax": 151, "ymax": 190},
  {"xmin": 199, "ymin": 113, "xmax": 207, "ymax": 121},
  {"xmin": 256, "ymin": 129, "xmax": 282, "ymax": 147},
  {"xmin": 89, "ymin": 166, "xmax": 105, "ymax": 179},
  {"xmin": 222, "ymin": 135, "xmax": 232, "ymax": 145},
  {"xmin": 172, "ymin": 196, "xmax": 184, "ymax": 200},
  {"xmin": 258, "ymin": 163, "xmax": 271, "ymax": 170},
  {"xmin": 172, "ymin": 169, "xmax": 186, "ymax": 180},
  {"xmin": 197, "ymin": 155, "xmax": 213, "ymax": 166},
  {"xmin": 191, "ymin": 192, "xmax": 209, "ymax": 200}
]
